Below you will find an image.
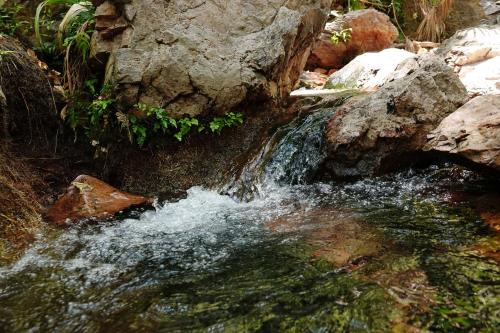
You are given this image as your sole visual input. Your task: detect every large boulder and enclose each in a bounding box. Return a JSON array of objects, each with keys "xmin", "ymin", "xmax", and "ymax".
[
  {"xmin": 93, "ymin": 0, "xmax": 332, "ymax": 116},
  {"xmin": 324, "ymin": 55, "xmax": 468, "ymax": 178},
  {"xmin": 436, "ymin": 24, "xmax": 500, "ymax": 95},
  {"xmin": 47, "ymin": 175, "xmax": 154, "ymax": 226},
  {"xmin": 326, "ymin": 48, "xmax": 416, "ymax": 89},
  {"xmin": 425, "ymin": 95, "xmax": 500, "ymax": 173},
  {"xmin": 306, "ymin": 9, "xmax": 398, "ymax": 70}
]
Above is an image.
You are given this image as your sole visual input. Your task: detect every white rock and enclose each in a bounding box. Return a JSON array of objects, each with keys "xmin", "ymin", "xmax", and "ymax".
[{"xmin": 327, "ymin": 48, "xmax": 416, "ymax": 89}]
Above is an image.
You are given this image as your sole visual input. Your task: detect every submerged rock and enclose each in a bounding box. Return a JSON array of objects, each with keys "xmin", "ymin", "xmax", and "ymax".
[
  {"xmin": 307, "ymin": 9, "xmax": 398, "ymax": 70},
  {"xmin": 425, "ymin": 95, "xmax": 500, "ymax": 173},
  {"xmin": 93, "ymin": 0, "xmax": 332, "ymax": 116},
  {"xmin": 436, "ymin": 24, "xmax": 500, "ymax": 95},
  {"xmin": 325, "ymin": 55, "xmax": 468, "ymax": 178},
  {"xmin": 47, "ymin": 175, "xmax": 153, "ymax": 226},
  {"xmin": 267, "ymin": 209, "xmax": 383, "ymax": 267}
]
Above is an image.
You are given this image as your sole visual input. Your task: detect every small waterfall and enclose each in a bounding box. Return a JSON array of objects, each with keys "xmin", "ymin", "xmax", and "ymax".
[{"xmin": 223, "ymin": 108, "xmax": 335, "ymax": 201}]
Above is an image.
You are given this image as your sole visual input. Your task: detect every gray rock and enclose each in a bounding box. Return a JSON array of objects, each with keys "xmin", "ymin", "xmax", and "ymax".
[
  {"xmin": 324, "ymin": 55, "xmax": 469, "ymax": 178},
  {"xmin": 93, "ymin": 0, "xmax": 332, "ymax": 117}
]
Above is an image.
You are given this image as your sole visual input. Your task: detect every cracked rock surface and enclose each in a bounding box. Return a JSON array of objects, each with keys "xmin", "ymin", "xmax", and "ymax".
[{"xmin": 93, "ymin": 0, "xmax": 332, "ymax": 117}]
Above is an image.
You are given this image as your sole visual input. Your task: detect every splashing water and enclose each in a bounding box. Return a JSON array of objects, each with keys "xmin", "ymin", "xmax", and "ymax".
[{"xmin": 0, "ymin": 111, "xmax": 498, "ymax": 332}]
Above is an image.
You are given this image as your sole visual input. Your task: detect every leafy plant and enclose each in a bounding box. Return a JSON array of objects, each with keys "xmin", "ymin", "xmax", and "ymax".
[
  {"xmin": 34, "ymin": 0, "xmax": 94, "ymax": 91},
  {"xmin": 123, "ymin": 104, "xmax": 244, "ymax": 146},
  {"xmin": 209, "ymin": 112, "xmax": 244, "ymax": 135},
  {"xmin": 330, "ymin": 28, "xmax": 352, "ymax": 45},
  {"xmin": 63, "ymin": 80, "xmax": 116, "ymax": 146},
  {"xmin": 34, "ymin": 0, "xmax": 80, "ymax": 48},
  {"xmin": 0, "ymin": 1, "xmax": 29, "ymax": 36}
]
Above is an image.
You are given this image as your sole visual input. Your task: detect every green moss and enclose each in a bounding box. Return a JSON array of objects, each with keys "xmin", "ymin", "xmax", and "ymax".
[{"xmin": 424, "ymin": 252, "xmax": 500, "ymax": 332}]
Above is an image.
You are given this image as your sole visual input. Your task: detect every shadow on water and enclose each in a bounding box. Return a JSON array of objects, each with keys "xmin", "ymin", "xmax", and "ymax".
[{"xmin": 0, "ymin": 110, "xmax": 499, "ymax": 332}]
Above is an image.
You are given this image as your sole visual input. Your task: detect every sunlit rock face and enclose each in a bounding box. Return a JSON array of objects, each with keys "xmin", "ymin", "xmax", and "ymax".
[
  {"xmin": 326, "ymin": 48, "xmax": 416, "ymax": 90},
  {"xmin": 426, "ymin": 95, "xmax": 500, "ymax": 173},
  {"xmin": 325, "ymin": 55, "xmax": 469, "ymax": 178},
  {"xmin": 436, "ymin": 24, "xmax": 500, "ymax": 96},
  {"xmin": 92, "ymin": 0, "xmax": 333, "ymax": 117}
]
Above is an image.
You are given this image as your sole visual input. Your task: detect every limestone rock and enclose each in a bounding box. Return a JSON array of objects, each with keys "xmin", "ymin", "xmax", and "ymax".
[
  {"xmin": 324, "ymin": 55, "xmax": 468, "ymax": 178},
  {"xmin": 327, "ymin": 48, "xmax": 416, "ymax": 89},
  {"xmin": 436, "ymin": 24, "xmax": 500, "ymax": 95},
  {"xmin": 94, "ymin": 0, "xmax": 333, "ymax": 117},
  {"xmin": 307, "ymin": 9, "xmax": 398, "ymax": 70},
  {"xmin": 425, "ymin": 95, "xmax": 500, "ymax": 172},
  {"xmin": 47, "ymin": 175, "xmax": 153, "ymax": 226}
]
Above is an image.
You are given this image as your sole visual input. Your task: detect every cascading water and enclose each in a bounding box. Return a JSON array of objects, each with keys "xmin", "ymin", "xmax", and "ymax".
[
  {"xmin": 0, "ymin": 110, "xmax": 498, "ymax": 332},
  {"xmin": 223, "ymin": 108, "xmax": 334, "ymax": 200}
]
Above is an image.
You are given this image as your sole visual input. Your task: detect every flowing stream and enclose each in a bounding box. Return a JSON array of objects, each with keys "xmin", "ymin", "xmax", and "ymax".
[{"xmin": 0, "ymin": 110, "xmax": 499, "ymax": 332}]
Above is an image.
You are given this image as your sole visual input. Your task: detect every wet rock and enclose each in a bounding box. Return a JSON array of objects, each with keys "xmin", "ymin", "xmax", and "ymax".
[
  {"xmin": 47, "ymin": 175, "xmax": 153, "ymax": 226},
  {"xmin": 307, "ymin": 9, "xmax": 398, "ymax": 70},
  {"xmin": 94, "ymin": 0, "xmax": 332, "ymax": 116},
  {"xmin": 325, "ymin": 55, "xmax": 468, "ymax": 178},
  {"xmin": 326, "ymin": 48, "xmax": 416, "ymax": 90},
  {"xmin": 425, "ymin": 95, "xmax": 500, "ymax": 173},
  {"xmin": 436, "ymin": 24, "xmax": 500, "ymax": 95}
]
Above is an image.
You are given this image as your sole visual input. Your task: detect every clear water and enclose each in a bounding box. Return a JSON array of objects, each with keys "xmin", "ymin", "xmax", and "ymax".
[{"xmin": 0, "ymin": 112, "xmax": 498, "ymax": 332}]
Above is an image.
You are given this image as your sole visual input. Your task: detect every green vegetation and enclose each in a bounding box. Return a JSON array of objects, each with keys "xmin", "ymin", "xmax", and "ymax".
[
  {"xmin": 64, "ymin": 81, "xmax": 244, "ymax": 149},
  {"xmin": 0, "ymin": 0, "xmax": 29, "ymax": 36},
  {"xmin": 29, "ymin": 0, "xmax": 243, "ymax": 150},
  {"xmin": 330, "ymin": 28, "xmax": 352, "ymax": 45},
  {"xmin": 125, "ymin": 103, "xmax": 244, "ymax": 146},
  {"xmin": 34, "ymin": 0, "xmax": 95, "ymax": 90}
]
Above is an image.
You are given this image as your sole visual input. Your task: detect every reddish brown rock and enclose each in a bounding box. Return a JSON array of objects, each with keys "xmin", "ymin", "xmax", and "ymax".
[
  {"xmin": 94, "ymin": 0, "xmax": 118, "ymax": 20},
  {"xmin": 470, "ymin": 193, "xmax": 500, "ymax": 262},
  {"xmin": 94, "ymin": 1, "xmax": 128, "ymax": 40},
  {"xmin": 475, "ymin": 193, "xmax": 500, "ymax": 233},
  {"xmin": 47, "ymin": 175, "xmax": 153, "ymax": 226},
  {"xmin": 307, "ymin": 9, "xmax": 398, "ymax": 70}
]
